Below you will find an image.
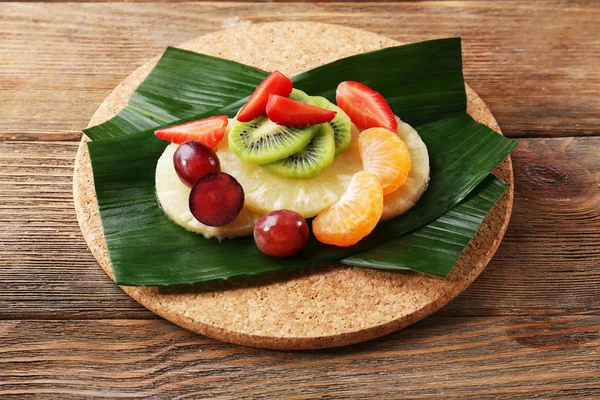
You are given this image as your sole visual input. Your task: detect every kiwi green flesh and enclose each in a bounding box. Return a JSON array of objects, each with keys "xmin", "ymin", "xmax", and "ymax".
[
  {"xmin": 289, "ymin": 88, "xmax": 316, "ymax": 104},
  {"xmin": 228, "ymin": 88, "xmax": 320, "ymax": 165},
  {"xmin": 261, "ymin": 124, "xmax": 336, "ymax": 179},
  {"xmin": 228, "ymin": 117, "xmax": 319, "ymax": 164},
  {"xmin": 312, "ymin": 96, "xmax": 352, "ymax": 155}
]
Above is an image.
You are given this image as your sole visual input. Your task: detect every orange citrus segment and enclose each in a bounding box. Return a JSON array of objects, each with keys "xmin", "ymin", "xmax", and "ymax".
[
  {"xmin": 359, "ymin": 127, "xmax": 411, "ymax": 195},
  {"xmin": 312, "ymin": 171, "xmax": 383, "ymax": 247},
  {"xmin": 381, "ymin": 119, "xmax": 430, "ymax": 221}
]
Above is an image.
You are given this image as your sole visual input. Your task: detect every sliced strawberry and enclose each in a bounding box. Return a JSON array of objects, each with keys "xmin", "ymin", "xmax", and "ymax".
[
  {"xmin": 335, "ymin": 81, "xmax": 398, "ymax": 132},
  {"xmin": 154, "ymin": 116, "xmax": 228, "ymax": 148},
  {"xmin": 237, "ymin": 71, "xmax": 293, "ymax": 122},
  {"xmin": 266, "ymin": 95, "xmax": 337, "ymax": 128}
]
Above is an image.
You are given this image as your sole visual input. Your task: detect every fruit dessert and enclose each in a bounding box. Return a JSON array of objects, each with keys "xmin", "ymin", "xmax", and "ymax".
[{"xmin": 155, "ymin": 71, "xmax": 430, "ymax": 255}]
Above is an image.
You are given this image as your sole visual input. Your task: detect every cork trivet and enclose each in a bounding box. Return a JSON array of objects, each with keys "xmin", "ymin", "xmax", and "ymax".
[{"xmin": 73, "ymin": 22, "xmax": 513, "ymax": 350}]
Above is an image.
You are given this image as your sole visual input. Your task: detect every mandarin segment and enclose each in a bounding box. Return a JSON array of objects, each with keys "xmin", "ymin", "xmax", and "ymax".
[
  {"xmin": 381, "ymin": 119, "xmax": 430, "ymax": 221},
  {"xmin": 312, "ymin": 171, "xmax": 383, "ymax": 247},
  {"xmin": 359, "ymin": 127, "xmax": 412, "ymax": 195}
]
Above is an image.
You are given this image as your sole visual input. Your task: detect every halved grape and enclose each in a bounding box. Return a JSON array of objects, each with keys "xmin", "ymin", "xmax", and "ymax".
[
  {"xmin": 189, "ymin": 172, "xmax": 244, "ymax": 227},
  {"xmin": 253, "ymin": 210, "xmax": 309, "ymax": 257},
  {"xmin": 174, "ymin": 141, "xmax": 220, "ymax": 187}
]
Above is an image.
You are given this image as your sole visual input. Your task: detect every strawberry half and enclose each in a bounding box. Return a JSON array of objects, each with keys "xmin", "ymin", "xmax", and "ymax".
[
  {"xmin": 154, "ymin": 116, "xmax": 228, "ymax": 148},
  {"xmin": 266, "ymin": 95, "xmax": 337, "ymax": 128},
  {"xmin": 335, "ymin": 81, "xmax": 398, "ymax": 132},
  {"xmin": 237, "ymin": 71, "xmax": 293, "ymax": 122}
]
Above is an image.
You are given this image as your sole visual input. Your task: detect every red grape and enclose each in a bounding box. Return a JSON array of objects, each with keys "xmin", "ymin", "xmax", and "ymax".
[
  {"xmin": 173, "ymin": 141, "xmax": 220, "ymax": 187},
  {"xmin": 189, "ymin": 172, "xmax": 244, "ymax": 227},
  {"xmin": 253, "ymin": 210, "xmax": 309, "ymax": 257}
]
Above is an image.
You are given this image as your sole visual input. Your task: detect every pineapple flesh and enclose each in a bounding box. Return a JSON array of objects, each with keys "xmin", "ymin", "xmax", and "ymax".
[{"xmin": 155, "ymin": 118, "xmax": 429, "ymax": 238}]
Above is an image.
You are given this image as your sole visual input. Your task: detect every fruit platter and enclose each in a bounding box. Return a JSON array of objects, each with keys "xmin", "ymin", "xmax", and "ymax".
[
  {"xmin": 156, "ymin": 77, "xmax": 425, "ymax": 252},
  {"xmin": 74, "ymin": 23, "xmax": 516, "ymax": 349}
]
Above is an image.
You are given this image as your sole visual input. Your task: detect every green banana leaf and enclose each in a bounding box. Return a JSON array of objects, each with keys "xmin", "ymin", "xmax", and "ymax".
[
  {"xmin": 84, "ymin": 47, "xmax": 268, "ymax": 141},
  {"xmin": 292, "ymin": 37, "xmax": 466, "ymax": 128},
  {"xmin": 85, "ymin": 37, "xmax": 517, "ymax": 286},
  {"xmin": 342, "ymin": 174, "xmax": 507, "ymax": 277},
  {"xmin": 85, "ymin": 38, "xmax": 464, "ymax": 141},
  {"xmin": 89, "ymin": 112, "xmax": 515, "ymax": 286}
]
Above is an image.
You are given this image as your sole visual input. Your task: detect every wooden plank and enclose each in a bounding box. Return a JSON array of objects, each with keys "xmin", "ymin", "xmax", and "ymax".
[
  {"xmin": 0, "ymin": 137, "xmax": 598, "ymax": 319},
  {"xmin": 7, "ymin": 0, "xmax": 540, "ymax": 2},
  {"xmin": 441, "ymin": 136, "xmax": 600, "ymax": 316},
  {"xmin": 0, "ymin": 141, "xmax": 154, "ymax": 319},
  {"xmin": 1, "ymin": 1, "xmax": 598, "ymax": 140},
  {"xmin": 0, "ymin": 317, "xmax": 598, "ymax": 398}
]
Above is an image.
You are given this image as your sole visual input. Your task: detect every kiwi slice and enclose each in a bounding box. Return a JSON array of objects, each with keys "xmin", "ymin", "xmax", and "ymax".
[
  {"xmin": 261, "ymin": 123, "xmax": 336, "ymax": 179},
  {"xmin": 289, "ymin": 88, "xmax": 317, "ymax": 104},
  {"xmin": 312, "ymin": 96, "xmax": 352, "ymax": 155},
  {"xmin": 228, "ymin": 89, "xmax": 319, "ymax": 165}
]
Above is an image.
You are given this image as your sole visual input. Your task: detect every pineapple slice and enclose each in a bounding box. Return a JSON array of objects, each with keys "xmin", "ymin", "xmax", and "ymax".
[
  {"xmin": 155, "ymin": 143, "xmax": 261, "ymax": 239},
  {"xmin": 155, "ymin": 117, "xmax": 429, "ymax": 237},
  {"xmin": 220, "ymin": 118, "xmax": 429, "ymax": 220},
  {"xmin": 219, "ymin": 125, "xmax": 364, "ymax": 218}
]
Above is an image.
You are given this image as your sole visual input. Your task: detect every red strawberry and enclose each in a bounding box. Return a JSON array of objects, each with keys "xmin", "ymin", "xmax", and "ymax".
[
  {"xmin": 154, "ymin": 116, "xmax": 228, "ymax": 148},
  {"xmin": 237, "ymin": 71, "xmax": 293, "ymax": 122},
  {"xmin": 266, "ymin": 95, "xmax": 337, "ymax": 128},
  {"xmin": 335, "ymin": 81, "xmax": 398, "ymax": 132}
]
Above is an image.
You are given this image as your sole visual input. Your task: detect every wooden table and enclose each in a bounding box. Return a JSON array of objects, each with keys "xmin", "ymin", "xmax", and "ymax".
[{"xmin": 1, "ymin": 1, "xmax": 599, "ymax": 398}]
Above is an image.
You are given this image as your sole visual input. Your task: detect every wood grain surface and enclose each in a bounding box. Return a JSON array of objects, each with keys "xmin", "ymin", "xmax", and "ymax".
[
  {"xmin": 1, "ymin": 1, "xmax": 599, "ymax": 140},
  {"xmin": 1, "ymin": 0, "xmax": 599, "ymax": 397},
  {"xmin": 0, "ymin": 317, "xmax": 598, "ymax": 399}
]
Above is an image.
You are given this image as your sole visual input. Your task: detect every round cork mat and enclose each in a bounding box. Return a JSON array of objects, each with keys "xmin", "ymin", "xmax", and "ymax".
[{"xmin": 74, "ymin": 22, "xmax": 513, "ymax": 350}]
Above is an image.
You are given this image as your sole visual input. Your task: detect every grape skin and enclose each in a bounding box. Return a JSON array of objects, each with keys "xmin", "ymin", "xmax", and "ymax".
[{"xmin": 254, "ymin": 210, "xmax": 309, "ymax": 257}]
